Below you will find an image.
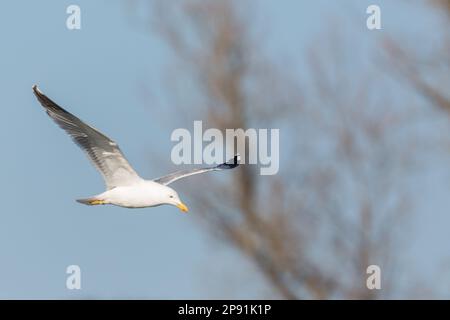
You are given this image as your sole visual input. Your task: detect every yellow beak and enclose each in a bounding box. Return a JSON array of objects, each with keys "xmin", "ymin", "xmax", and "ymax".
[{"xmin": 176, "ymin": 202, "xmax": 189, "ymax": 213}]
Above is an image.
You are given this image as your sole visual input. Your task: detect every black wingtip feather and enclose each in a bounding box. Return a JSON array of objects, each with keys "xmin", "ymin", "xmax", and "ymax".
[
  {"xmin": 32, "ymin": 84, "xmax": 47, "ymax": 104},
  {"xmin": 32, "ymin": 84, "xmax": 42, "ymax": 96},
  {"xmin": 217, "ymin": 154, "xmax": 240, "ymax": 170},
  {"xmin": 32, "ymin": 84, "xmax": 68, "ymax": 115}
]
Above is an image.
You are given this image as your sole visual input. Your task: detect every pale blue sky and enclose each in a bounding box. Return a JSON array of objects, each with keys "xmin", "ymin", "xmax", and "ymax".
[{"xmin": 0, "ymin": 0, "xmax": 449, "ymax": 298}]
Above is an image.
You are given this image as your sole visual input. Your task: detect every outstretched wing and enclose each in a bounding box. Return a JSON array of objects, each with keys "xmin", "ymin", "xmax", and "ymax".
[
  {"xmin": 153, "ymin": 155, "xmax": 240, "ymax": 186},
  {"xmin": 33, "ymin": 85, "xmax": 142, "ymax": 190}
]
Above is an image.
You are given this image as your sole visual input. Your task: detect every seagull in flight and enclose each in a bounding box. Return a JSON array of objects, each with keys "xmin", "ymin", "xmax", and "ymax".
[{"xmin": 32, "ymin": 85, "xmax": 240, "ymax": 212}]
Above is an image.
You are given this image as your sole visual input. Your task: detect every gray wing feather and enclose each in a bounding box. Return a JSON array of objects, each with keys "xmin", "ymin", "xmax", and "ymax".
[
  {"xmin": 154, "ymin": 154, "xmax": 240, "ymax": 186},
  {"xmin": 33, "ymin": 85, "xmax": 142, "ymax": 189}
]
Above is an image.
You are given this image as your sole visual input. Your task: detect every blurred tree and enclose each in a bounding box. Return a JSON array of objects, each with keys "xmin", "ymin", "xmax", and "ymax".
[
  {"xmin": 383, "ymin": 1, "xmax": 450, "ymax": 114},
  {"xmin": 131, "ymin": 0, "xmax": 423, "ymax": 299},
  {"xmin": 434, "ymin": 0, "xmax": 450, "ymax": 17}
]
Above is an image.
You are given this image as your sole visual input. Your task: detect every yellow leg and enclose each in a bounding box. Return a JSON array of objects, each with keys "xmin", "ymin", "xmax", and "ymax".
[{"xmin": 89, "ymin": 199, "xmax": 106, "ymax": 205}]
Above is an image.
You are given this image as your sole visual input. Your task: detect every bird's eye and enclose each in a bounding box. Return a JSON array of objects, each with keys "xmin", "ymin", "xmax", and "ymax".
[{"xmin": 169, "ymin": 195, "xmax": 174, "ymax": 199}]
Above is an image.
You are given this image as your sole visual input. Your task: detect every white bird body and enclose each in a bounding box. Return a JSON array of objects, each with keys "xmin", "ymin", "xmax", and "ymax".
[
  {"xmin": 89, "ymin": 181, "xmax": 178, "ymax": 209},
  {"xmin": 32, "ymin": 85, "xmax": 239, "ymax": 212}
]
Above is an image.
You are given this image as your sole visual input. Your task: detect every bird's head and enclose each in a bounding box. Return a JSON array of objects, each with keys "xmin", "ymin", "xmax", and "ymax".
[{"xmin": 164, "ymin": 187, "xmax": 188, "ymax": 213}]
